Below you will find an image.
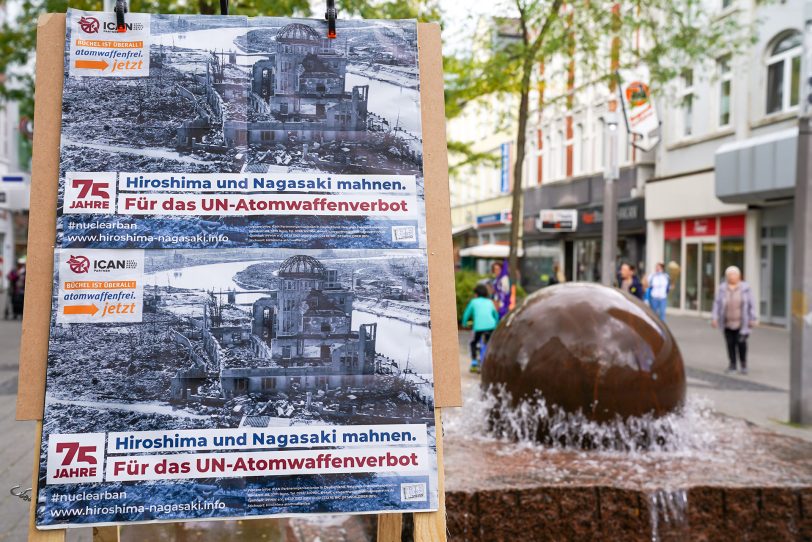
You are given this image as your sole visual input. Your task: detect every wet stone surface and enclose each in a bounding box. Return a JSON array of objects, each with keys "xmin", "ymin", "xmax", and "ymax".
[{"xmin": 443, "ymin": 388, "xmax": 812, "ymax": 541}]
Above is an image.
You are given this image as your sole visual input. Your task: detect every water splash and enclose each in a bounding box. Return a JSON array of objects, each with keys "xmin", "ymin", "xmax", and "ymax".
[
  {"xmin": 445, "ymin": 384, "xmax": 724, "ymax": 455},
  {"xmin": 648, "ymin": 489, "xmax": 688, "ymax": 541}
]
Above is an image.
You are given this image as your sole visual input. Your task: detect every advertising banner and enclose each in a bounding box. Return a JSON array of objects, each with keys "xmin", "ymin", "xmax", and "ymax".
[
  {"xmin": 618, "ymin": 69, "xmax": 660, "ymax": 151},
  {"xmin": 537, "ymin": 209, "xmax": 577, "ymax": 232},
  {"xmin": 37, "ymin": 10, "xmax": 438, "ymax": 528}
]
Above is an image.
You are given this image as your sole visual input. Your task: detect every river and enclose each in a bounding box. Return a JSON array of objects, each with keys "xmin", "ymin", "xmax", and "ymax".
[
  {"xmin": 144, "ymin": 259, "xmax": 434, "ymax": 376},
  {"xmin": 48, "ymin": 398, "xmax": 212, "ymax": 419}
]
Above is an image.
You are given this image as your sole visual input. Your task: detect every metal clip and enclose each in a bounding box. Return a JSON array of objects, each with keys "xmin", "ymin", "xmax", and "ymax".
[
  {"xmin": 114, "ymin": 0, "xmax": 128, "ymax": 33},
  {"xmin": 325, "ymin": 0, "xmax": 337, "ymax": 39},
  {"xmin": 10, "ymin": 485, "xmax": 32, "ymax": 502}
]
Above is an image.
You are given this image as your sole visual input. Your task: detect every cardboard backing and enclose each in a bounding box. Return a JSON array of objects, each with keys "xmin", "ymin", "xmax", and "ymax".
[{"xmin": 16, "ymin": 14, "xmax": 461, "ymax": 421}]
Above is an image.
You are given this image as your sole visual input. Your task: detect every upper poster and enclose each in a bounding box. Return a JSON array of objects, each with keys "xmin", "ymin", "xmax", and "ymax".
[
  {"xmin": 57, "ymin": 10, "xmax": 424, "ymax": 250},
  {"xmin": 37, "ymin": 10, "xmax": 438, "ymax": 529}
]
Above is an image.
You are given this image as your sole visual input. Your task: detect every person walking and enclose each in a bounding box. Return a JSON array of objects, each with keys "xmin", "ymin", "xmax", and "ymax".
[
  {"xmin": 461, "ymin": 283, "xmax": 500, "ymax": 373},
  {"xmin": 617, "ymin": 262, "xmax": 644, "ymax": 300},
  {"xmin": 712, "ymin": 266, "xmax": 757, "ymax": 375},
  {"xmin": 6, "ymin": 259, "xmax": 25, "ymax": 320},
  {"xmin": 647, "ymin": 262, "xmax": 671, "ymax": 320}
]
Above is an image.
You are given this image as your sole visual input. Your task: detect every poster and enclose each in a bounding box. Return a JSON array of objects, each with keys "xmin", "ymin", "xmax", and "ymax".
[{"xmin": 37, "ymin": 10, "xmax": 437, "ymax": 528}]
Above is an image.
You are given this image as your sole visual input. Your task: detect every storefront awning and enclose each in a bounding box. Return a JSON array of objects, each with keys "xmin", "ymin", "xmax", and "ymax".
[
  {"xmin": 459, "ymin": 243, "xmax": 523, "ymax": 258},
  {"xmin": 715, "ymin": 127, "xmax": 797, "ymax": 204},
  {"xmin": 451, "ymin": 224, "xmax": 476, "ymax": 237}
]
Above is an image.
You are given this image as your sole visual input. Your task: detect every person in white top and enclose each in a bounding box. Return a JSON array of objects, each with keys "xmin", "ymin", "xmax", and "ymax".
[{"xmin": 646, "ymin": 262, "xmax": 670, "ymax": 321}]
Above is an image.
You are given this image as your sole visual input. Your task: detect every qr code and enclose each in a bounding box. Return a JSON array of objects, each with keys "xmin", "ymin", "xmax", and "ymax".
[
  {"xmin": 400, "ymin": 482, "xmax": 427, "ymax": 502},
  {"xmin": 392, "ymin": 225, "xmax": 416, "ymax": 243}
]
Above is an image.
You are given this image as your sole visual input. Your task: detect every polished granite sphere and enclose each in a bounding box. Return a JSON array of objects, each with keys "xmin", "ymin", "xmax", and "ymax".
[{"xmin": 481, "ymin": 283, "xmax": 686, "ymax": 423}]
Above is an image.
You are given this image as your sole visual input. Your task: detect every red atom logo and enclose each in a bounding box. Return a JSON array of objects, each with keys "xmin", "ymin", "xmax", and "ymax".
[
  {"xmin": 78, "ymin": 16, "xmax": 100, "ymax": 34},
  {"xmin": 67, "ymin": 255, "xmax": 90, "ymax": 274}
]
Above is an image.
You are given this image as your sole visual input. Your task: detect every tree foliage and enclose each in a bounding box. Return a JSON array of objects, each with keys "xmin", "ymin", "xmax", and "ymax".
[{"xmin": 444, "ymin": 0, "xmax": 754, "ymax": 280}]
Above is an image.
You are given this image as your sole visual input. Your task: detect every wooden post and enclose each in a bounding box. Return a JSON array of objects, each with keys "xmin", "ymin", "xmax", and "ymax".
[
  {"xmin": 27, "ymin": 422, "xmax": 64, "ymax": 542},
  {"xmin": 413, "ymin": 408, "xmax": 447, "ymax": 540},
  {"xmin": 377, "ymin": 513, "xmax": 403, "ymax": 542}
]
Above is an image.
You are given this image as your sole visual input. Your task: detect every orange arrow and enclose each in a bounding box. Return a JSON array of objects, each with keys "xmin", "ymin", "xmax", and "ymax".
[
  {"xmin": 63, "ymin": 304, "xmax": 99, "ymax": 315},
  {"xmin": 74, "ymin": 60, "xmax": 109, "ymax": 71}
]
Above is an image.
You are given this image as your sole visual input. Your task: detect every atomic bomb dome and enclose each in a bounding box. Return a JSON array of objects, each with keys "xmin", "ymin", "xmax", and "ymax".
[
  {"xmin": 276, "ymin": 23, "xmax": 322, "ymax": 44},
  {"xmin": 278, "ymin": 255, "xmax": 327, "ymax": 278}
]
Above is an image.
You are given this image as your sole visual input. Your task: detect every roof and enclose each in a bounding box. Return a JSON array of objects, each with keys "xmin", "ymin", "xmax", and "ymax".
[{"xmin": 277, "ymin": 23, "xmax": 321, "ymax": 44}]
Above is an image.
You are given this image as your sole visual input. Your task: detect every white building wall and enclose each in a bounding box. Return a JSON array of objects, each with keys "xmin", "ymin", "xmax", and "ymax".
[{"xmin": 651, "ymin": 0, "xmax": 805, "ymax": 320}]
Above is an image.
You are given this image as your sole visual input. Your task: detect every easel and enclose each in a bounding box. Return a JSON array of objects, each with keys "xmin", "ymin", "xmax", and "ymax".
[{"xmin": 17, "ymin": 12, "xmax": 460, "ymax": 542}]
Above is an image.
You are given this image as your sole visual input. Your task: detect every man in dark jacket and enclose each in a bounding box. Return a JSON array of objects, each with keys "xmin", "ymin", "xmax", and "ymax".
[{"xmin": 617, "ymin": 262, "xmax": 644, "ymax": 300}]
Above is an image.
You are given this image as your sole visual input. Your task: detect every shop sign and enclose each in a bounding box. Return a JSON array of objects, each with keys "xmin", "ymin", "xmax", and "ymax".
[
  {"xmin": 577, "ymin": 200, "xmax": 644, "ymax": 233},
  {"xmin": 477, "ymin": 210, "xmax": 511, "ymax": 227},
  {"xmin": 499, "ymin": 143, "xmax": 511, "ymax": 193},
  {"xmin": 685, "ymin": 217, "xmax": 717, "ymax": 237},
  {"xmin": 537, "ymin": 209, "xmax": 577, "ymax": 232}
]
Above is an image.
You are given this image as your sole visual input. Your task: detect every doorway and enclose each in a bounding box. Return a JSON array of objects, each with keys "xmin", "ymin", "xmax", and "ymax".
[
  {"xmin": 760, "ymin": 226, "xmax": 790, "ymax": 326},
  {"xmin": 684, "ymin": 240, "xmax": 717, "ymax": 313}
]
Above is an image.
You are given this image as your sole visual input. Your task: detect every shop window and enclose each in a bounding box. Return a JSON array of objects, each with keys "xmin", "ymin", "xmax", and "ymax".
[
  {"xmin": 575, "ymin": 239, "xmax": 601, "ymax": 283},
  {"xmin": 664, "ymin": 239, "xmax": 682, "ymax": 308},
  {"xmin": 720, "ymin": 238, "xmax": 745, "ymax": 282},
  {"xmin": 766, "ymin": 32, "xmax": 802, "ymax": 115}
]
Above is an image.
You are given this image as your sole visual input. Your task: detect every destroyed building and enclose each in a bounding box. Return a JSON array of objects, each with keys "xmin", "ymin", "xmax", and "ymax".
[
  {"xmin": 171, "ymin": 255, "xmax": 378, "ymax": 401},
  {"xmin": 226, "ymin": 22, "xmax": 370, "ymax": 145}
]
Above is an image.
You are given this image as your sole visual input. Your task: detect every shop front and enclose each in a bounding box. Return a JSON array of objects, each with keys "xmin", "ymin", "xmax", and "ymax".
[
  {"xmin": 715, "ymin": 128, "xmax": 796, "ymax": 327},
  {"xmin": 646, "ymin": 169, "xmax": 751, "ymax": 317},
  {"xmin": 661, "ymin": 215, "xmax": 746, "ymax": 314},
  {"xmin": 521, "ymin": 198, "xmax": 646, "ymax": 292}
]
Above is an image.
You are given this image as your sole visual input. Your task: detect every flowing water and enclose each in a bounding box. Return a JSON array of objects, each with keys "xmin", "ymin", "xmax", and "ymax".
[{"xmin": 442, "ymin": 382, "xmax": 757, "ymax": 539}]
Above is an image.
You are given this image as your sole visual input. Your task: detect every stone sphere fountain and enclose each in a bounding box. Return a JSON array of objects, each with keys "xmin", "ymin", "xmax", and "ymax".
[
  {"xmin": 439, "ymin": 282, "xmax": 812, "ymax": 541},
  {"xmin": 481, "ymin": 282, "xmax": 686, "ymax": 424}
]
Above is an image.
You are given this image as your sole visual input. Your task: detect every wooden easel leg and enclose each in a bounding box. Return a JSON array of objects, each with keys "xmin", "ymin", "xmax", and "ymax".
[
  {"xmin": 377, "ymin": 513, "xmax": 403, "ymax": 542},
  {"xmin": 27, "ymin": 421, "xmax": 65, "ymax": 542},
  {"xmin": 92, "ymin": 526, "xmax": 120, "ymax": 542},
  {"xmin": 413, "ymin": 408, "xmax": 447, "ymax": 541}
]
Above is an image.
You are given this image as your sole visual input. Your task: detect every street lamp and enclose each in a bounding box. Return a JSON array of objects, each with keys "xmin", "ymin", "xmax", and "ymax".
[{"xmin": 601, "ymin": 112, "xmax": 620, "ymax": 287}]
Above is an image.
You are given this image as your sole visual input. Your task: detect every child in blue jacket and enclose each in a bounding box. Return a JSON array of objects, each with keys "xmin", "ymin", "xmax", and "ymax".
[{"xmin": 461, "ymin": 284, "xmax": 500, "ymax": 372}]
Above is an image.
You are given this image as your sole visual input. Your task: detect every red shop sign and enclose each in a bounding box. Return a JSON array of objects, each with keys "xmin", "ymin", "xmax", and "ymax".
[{"xmin": 685, "ymin": 217, "xmax": 717, "ymax": 237}]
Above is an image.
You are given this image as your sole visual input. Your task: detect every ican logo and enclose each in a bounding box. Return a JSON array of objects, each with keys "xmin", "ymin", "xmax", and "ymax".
[
  {"xmin": 47, "ymin": 433, "xmax": 105, "ymax": 485},
  {"xmin": 77, "ymin": 16, "xmax": 100, "ymax": 34},
  {"xmin": 67, "ymin": 255, "xmax": 91, "ymax": 274},
  {"xmin": 92, "ymin": 258, "xmax": 139, "ymax": 273},
  {"xmin": 63, "ymin": 172, "xmax": 117, "ymax": 215},
  {"xmin": 400, "ymin": 482, "xmax": 427, "ymax": 503}
]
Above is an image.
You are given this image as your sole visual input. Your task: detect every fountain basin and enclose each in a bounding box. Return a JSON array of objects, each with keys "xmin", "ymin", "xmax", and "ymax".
[{"xmin": 443, "ymin": 416, "xmax": 812, "ymax": 541}]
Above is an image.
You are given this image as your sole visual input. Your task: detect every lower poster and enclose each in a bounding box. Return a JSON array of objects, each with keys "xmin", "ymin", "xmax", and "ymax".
[{"xmin": 37, "ymin": 247, "xmax": 438, "ymax": 527}]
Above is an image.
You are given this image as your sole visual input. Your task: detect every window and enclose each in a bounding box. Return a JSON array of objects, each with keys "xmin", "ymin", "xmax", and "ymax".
[
  {"xmin": 573, "ymin": 123, "xmax": 584, "ymax": 175},
  {"xmin": 679, "ymin": 69, "xmax": 694, "ymax": 137},
  {"xmin": 261, "ymin": 377, "xmax": 277, "ymax": 390},
  {"xmin": 766, "ymin": 32, "xmax": 802, "ymax": 115},
  {"xmin": 717, "ymin": 55, "xmax": 732, "ymax": 127},
  {"xmin": 543, "ymin": 134, "xmax": 552, "ymax": 181}
]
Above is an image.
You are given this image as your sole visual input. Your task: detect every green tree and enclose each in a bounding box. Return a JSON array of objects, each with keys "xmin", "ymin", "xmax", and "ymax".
[{"xmin": 445, "ymin": 0, "xmax": 752, "ymax": 283}]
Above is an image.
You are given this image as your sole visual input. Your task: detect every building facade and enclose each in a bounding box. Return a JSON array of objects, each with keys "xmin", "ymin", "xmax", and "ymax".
[{"xmin": 647, "ymin": 0, "xmax": 803, "ymax": 325}]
